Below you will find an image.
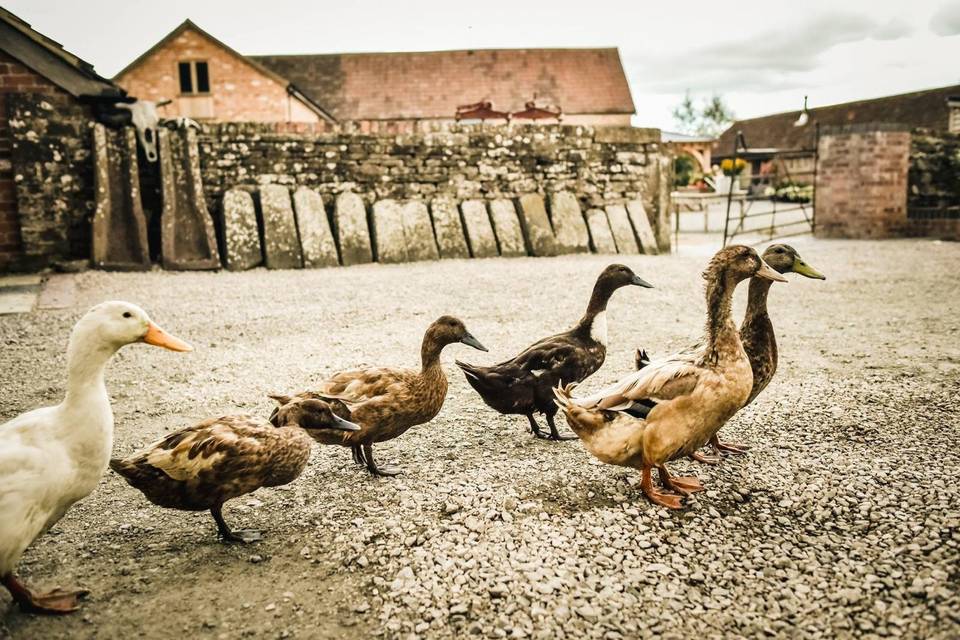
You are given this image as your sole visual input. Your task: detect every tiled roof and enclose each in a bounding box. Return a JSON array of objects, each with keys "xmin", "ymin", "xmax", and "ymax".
[
  {"xmin": 0, "ymin": 7, "xmax": 122, "ymax": 98},
  {"xmin": 252, "ymin": 48, "xmax": 635, "ymax": 121},
  {"xmin": 715, "ymin": 84, "xmax": 960, "ymax": 156}
]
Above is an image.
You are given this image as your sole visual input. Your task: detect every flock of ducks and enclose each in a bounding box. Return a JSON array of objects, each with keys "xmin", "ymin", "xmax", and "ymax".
[{"xmin": 0, "ymin": 243, "xmax": 823, "ymax": 615}]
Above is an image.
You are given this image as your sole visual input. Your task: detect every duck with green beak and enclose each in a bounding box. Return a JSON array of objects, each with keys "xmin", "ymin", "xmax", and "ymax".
[{"xmin": 635, "ymin": 243, "xmax": 825, "ymax": 462}]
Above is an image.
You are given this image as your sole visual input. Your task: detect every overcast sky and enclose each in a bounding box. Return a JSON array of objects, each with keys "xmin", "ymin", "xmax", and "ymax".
[{"xmin": 7, "ymin": 0, "xmax": 959, "ymax": 129}]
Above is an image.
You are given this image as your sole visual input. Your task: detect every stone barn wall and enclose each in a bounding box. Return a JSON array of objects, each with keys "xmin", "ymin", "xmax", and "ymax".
[
  {"xmin": 1, "ymin": 67, "xmax": 92, "ymax": 271},
  {"xmin": 6, "ymin": 93, "xmax": 97, "ymax": 268},
  {"xmin": 815, "ymin": 124, "xmax": 960, "ymax": 241},
  {"xmin": 197, "ymin": 122, "xmax": 672, "ymax": 250},
  {"xmin": 4, "ymin": 94, "xmax": 672, "ymax": 270},
  {"xmin": 906, "ymin": 130, "xmax": 960, "ymax": 241}
]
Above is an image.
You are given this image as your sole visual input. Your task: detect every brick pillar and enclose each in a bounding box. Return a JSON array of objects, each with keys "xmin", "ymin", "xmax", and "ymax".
[{"xmin": 814, "ymin": 124, "xmax": 911, "ymax": 239}]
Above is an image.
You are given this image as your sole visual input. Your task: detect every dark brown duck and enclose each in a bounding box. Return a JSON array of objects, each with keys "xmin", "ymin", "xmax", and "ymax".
[{"xmin": 456, "ymin": 264, "xmax": 652, "ymax": 441}]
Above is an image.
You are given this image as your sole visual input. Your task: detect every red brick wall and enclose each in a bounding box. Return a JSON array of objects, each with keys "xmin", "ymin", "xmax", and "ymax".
[
  {"xmin": 115, "ymin": 27, "xmax": 319, "ymax": 123},
  {"xmin": 814, "ymin": 126, "xmax": 911, "ymax": 239},
  {"xmin": 0, "ymin": 50, "xmax": 74, "ymax": 271}
]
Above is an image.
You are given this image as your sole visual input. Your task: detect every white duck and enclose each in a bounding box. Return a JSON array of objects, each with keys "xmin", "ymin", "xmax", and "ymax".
[{"xmin": 0, "ymin": 301, "xmax": 191, "ymax": 614}]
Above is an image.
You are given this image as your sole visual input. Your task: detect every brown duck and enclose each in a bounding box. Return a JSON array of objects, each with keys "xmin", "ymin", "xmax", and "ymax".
[
  {"xmin": 554, "ymin": 245, "xmax": 786, "ymax": 509},
  {"xmin": 634, "ymin": 243, "xmax": 825, "ymax": 462},
  {"xmin": 273, "ymin": 315, "xmax": 487, "ymax": 477},
  {"xmin": 456, "ymin": 264, "xmax": 652, "ymax": 441},
  {"xmin": 110, "ymin": 398, "xmax": 358, "ymax": 543}
]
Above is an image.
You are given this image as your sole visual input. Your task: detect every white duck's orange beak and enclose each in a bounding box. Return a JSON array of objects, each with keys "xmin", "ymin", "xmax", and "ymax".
[{"xmin": 142, "ymin": 322, "xmax": 193, "ymax": 352}]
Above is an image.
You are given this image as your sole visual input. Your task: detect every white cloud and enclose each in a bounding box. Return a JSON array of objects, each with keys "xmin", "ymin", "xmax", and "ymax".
[{"xmin": 930, "ymin": 3, "xmax": 960, "ymax": 35}]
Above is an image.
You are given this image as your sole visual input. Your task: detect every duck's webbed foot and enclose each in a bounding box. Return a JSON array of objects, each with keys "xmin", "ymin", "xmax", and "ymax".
[
  {"xmin": 2, "ymin": 574, "xmax": 87, "ymax": 615},
  {"xmin": 712, "ymin": 435, "xmax": 749, "ymax": 456},
  {"xmin": 211, "ymin": 504, "xmax": 262, "ymax": 544},
  {"xmin": 690, "ymin": 450, "xmax": 722, "ymax": 465},
  {"xmin": 351, "ymin": 444, "xmax": 367, "ymax": 465},
  {"xmin": 363, "ymin": 444, "xmax": 402, "ymax": 477},
  {"xmin": 542, "ymin": 413, "xmax": 578, "ymax": 441},
  {"xmin": 640, "ymin": 467, "xmax": 684, "ymax": 510},
  {"xmin": 657, "ymin": 465, "xmax": 704, "ymax": 496}
]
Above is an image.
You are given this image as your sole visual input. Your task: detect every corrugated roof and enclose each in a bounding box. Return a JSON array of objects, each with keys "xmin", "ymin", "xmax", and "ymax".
[
  {"xmin": 714, "ymin": 84, "xmax": 960, "ymax": 156},
  {"xmin": 252, "ymin": 48, "xmax": 636, "ymax": 121},
  {"xmin": 0, "ymin": 7, "xmax": 122, "ymax": 98}
]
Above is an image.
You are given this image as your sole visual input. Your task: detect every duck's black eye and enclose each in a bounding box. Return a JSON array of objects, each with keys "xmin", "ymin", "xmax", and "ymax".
[{"xmin": 122, "ymin": 311, "xmax": 132, "ymax": 319}]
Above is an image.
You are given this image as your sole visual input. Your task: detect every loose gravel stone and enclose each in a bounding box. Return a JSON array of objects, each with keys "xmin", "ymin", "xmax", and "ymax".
[{"xmin": 0, "ymin": 238, "xmax": 957, "ymax": 640}]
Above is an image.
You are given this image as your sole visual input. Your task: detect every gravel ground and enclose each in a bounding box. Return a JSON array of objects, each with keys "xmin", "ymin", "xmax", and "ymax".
[{"xmin": 1, "ymin": 238, "xmax": 958, "ymax": 639}]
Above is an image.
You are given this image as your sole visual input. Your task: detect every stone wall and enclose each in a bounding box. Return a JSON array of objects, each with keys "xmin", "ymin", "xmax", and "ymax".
[
  {"xmin": 815, "ymin": 124, "xmax": 959, "ymax": 240},
  {"xmin": 814, "ymin": 125, "xmax": 912, "ymax": 239},
  {"xmin": 0, "ymin": 58, "xmax": 82, "ymax": 270},
  {"xmin": 7, "ymin": 93, "xmax": 97, "ymax": 267},
  {"xmin": 197, "ymin": 122, "xmax": 671, "ymax": 249},
  {"xmin": 907, "ymin": 130, "xmax": 960, "ymax": 240}
]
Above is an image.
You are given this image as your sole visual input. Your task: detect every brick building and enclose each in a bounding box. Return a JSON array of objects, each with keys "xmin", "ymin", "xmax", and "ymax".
[
  {"xmin": 116, "ymin": 20, "xmax": 636, "ymax": 126},
  {"xmin": 113, "ymin": 20, "xmax": 332, "ymax": 124},
  {"xmin": 714, "ymin": 84, "xmax": 960, "ymax": 161},
  {"xmin": 0, "ymin": 7, "xmax": 124, "ymax": 271}
]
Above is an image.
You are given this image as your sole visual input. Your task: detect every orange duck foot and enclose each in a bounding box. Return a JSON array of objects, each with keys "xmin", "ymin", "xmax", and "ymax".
[
  {"xmin": 3, "ymin": 575, "xmax": 87, "ymax": 615},
  {"xmin": 640, "ymin": 466, "xmax": 685, "ymax": 509},
  {"xmin": 658, "ymin": 466, "xmax": 705, "ymax": 496},
  {"xmin": 690, "ymin": 451, "xmax": 722, "ymax": 465},
  {"xmin": 714, "ymin": 441, "xmax": 749, "ymax": 456}
]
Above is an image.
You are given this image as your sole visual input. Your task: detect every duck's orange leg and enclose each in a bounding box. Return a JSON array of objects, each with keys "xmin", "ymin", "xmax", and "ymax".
[
  {"xmin": 2, "ymin": 573, "xmax": 87, "ymax": 615},
  {"xmin": 657, "ymin": 465, "xmax": 704, "ymax": 496},
  {"xmin": 639, "ymin": 466, "xmax": 684, "ymax": 509}
]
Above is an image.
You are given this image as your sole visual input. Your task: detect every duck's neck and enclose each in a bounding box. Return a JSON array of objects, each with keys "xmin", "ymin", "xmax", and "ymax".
[
  {"xmin": 58, "ymin": 329, "xmax": 119, "ymax": 474},
  {"xmin": 62, "ymin": 333, "xmax": 116, "ymax": 411},
  {"xmin": 742, "ymin": 277, "xmax": 773, "ymax": 333},
  {"xmin": 702, "ymin": 273, "xmax": 740, "ymax": 363},
  {"xmin": 575, "ymin": 280, "xmax": 614, "ymax": 345},
  {"xmin": 420, "ymin": 336, "xmax": 446, "ymax": 373}
]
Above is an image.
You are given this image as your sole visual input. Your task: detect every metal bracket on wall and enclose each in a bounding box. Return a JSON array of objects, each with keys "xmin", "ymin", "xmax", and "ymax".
[
  {"xmin": 91, "ymin": 124, "xmax": 151, "ymax": 271},
  {"xmin": 159, "ymin": 127, "xmax": 221, "ymax": 270}
]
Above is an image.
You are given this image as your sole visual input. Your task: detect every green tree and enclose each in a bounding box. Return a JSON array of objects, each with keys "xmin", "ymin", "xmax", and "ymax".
[{"xmin": 672, "ymin": 92, "xmax": 735, "ymax": 138}]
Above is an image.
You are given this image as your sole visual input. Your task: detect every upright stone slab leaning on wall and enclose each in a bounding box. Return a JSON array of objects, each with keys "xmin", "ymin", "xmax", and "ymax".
[
  {"xmin": 221, "ymin": 189, "xmax": 262, "ymax": 270},
  {"xmin": 604, "ymin": 204, "xmax": 639, "ymax": 254},
  {"xmin": 585, "ymin": 209, "xmax": 618, "ymax": 254},
  {"xmin": 333, "ymin": 192, "xmax": 373, "ymax": 266},
  {"xmin": 430, "ymin": 197, "xmax": 470, "ymax": 259},
  {"xmin": 401, "ymin": 200, "xmax": 440, "ymax": 262},
  {"xmin": 626, "ymin": 200, "xmax": 659, "ymax": 255},
  {"xmin": 488, "ymin": 199, "xmax": 526, "ymax": 257},
  {"xmin": 159, "ymin": 128, "xmax": 220, "ymax": 270},
  {"xmin": 460, "ymin": 200, "xmax": 499, "ymax": 258},
  {"xmin": 292, "ymin": 186, "xmax": 339, "ymax": 267},
  {"xmin": 91, "ymin": 124, "xmax": 150, "ymax": 270},
  {"xmin": 372, "ymin": 199, "xmax": 407, "ymax": 263},
  {"xmin": 516, "ymin": 194, "xmax": 558, "ymax": 257},
  {"xmin": 549, "ymin": 192, "xmax": 591, "ymax": 254},
  {"xmin": 259, "ymin": 185, "xmax": 303, "ymax": 269}
]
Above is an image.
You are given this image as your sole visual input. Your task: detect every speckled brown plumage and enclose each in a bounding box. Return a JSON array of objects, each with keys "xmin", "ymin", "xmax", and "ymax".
[
  {"xmin": 456, "ymin": 264, "xmax": 652, "ymax": 440},
  {"xmin": 274, "ymin": 315, "xmax": 486, "ymax": 476},
  {"xmin": 111, "ymin": 399, "xmax": 357, "ymax": 542}
]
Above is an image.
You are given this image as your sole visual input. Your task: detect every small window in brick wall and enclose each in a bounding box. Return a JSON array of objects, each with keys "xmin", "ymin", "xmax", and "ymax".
[{"xmin": 178, "ymin": 61, "xmax": 210, "ymax": 94}]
